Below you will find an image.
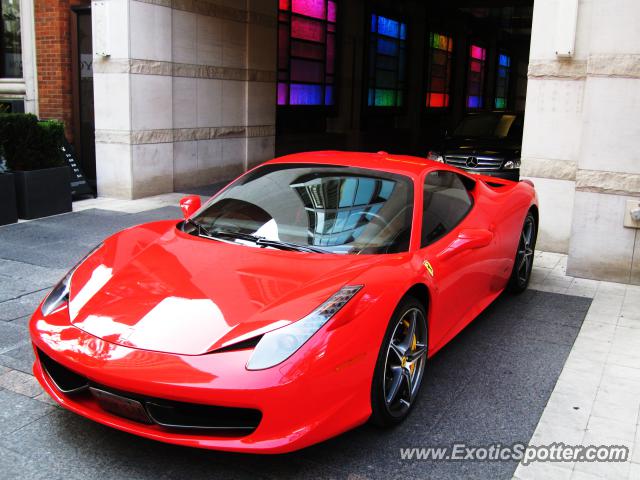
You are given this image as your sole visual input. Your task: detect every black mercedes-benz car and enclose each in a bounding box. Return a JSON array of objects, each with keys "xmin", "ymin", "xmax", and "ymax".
[{"xmin": 427, "ymin": 112, "xmax": 523, "ymax": 181}]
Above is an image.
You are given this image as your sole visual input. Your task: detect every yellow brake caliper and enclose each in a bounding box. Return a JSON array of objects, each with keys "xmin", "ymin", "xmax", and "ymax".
[{"xmin": 402, "ymin": 319, "xmax": 418, "ymax": 375}]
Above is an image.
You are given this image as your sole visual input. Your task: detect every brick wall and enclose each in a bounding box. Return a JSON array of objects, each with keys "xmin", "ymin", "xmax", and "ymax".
[{"xmin": 34, "ymin": 0, "xmax": 89, "ymax": 142}]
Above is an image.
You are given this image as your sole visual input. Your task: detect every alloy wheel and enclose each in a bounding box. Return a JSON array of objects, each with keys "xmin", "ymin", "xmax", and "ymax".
[
  {"xmin": 516, "ymin": 216, "xmax": 535, "ymax": 285},
  {"xmin": 383, "ymin": 307, "xmax": 428, "ymax": 416}
]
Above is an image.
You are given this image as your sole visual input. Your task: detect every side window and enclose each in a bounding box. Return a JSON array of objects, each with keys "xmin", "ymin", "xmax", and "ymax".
[{"xmin": 421, "ymin": 171, "xmax": 473, "ymax": 247}]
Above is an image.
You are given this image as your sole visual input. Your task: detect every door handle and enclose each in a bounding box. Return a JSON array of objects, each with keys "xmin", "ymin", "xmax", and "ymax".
[{"xmin": 437, "ymin": 228, "xmax": 493, "ymax": 261}]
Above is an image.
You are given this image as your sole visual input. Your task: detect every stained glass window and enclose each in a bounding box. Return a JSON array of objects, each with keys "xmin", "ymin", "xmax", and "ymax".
[
  {"xmin": 494, "ymin": 53, "xmax": 510, "ymax": 110},
  {"xmin": 368, "ymin": 14, "xmax": 407, "ymax": 108},
  {"xmin": 425, "ymin": 32, "xmax": 453, "ymax": 108},
  {"xmin": 466, "ymin": 44, "xmax": 486, "ymax": 109},
  {"xmin": 277, "ymin": 0, "xmax": 337, "ymax": 106}
]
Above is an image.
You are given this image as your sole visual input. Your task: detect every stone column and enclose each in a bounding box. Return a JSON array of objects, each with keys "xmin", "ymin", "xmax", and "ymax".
[
  {"xmin": 93, "ymin": 0, "xmax": 277, "ymax": 199},
  {"xmin": 521, "ymin": 0, "xmax": 640, "ymax": 284}
]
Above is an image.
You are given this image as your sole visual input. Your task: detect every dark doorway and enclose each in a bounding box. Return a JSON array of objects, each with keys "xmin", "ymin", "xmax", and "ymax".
[{"xmin": 71, "ymin": 6, "xmax": 96, "ymax": 186}]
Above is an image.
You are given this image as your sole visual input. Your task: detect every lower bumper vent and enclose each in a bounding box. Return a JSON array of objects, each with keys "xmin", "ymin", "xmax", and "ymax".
[{"xmin": 36, "ymin": 347, "xmax": 262, "ymax": 435}]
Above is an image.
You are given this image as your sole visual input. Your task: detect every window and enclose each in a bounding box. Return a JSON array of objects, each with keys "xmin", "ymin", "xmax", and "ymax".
[
  {"xmin": 277, "ymin": 0, "xmax": 337, "ymax": 106},
  {"xmin": 425, "ymin": 33, "xmax": 453, "ymax": 108},
  {"xmin": 466, "ymin": 44, "xmax": 486, "ymax": 109},
  {"xmin": 494, "ymin": 53, "xmax": 511, "ymax": 110},
  {"xmin": 367, "ymin": 14, "xmax": 407, "ymax": 107},
  {"xmin": 421, "ymin": 171, "xmax": 473, "ymax": 247},
  {"xmin": 1, "ymin": 0, "xmax": 22, "ymax": 78},
  {"xmin": 193, "ymin": 164, "xmax": 414, "ymax": 255}
]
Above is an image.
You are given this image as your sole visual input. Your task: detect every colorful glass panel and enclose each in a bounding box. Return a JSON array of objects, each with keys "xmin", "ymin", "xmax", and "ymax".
[
  {"xmin": 291, "ymin": 16, "xmax": 324, "ymax": 42},
  {"xmin": 291, "ymin": 58, "xmax": 324, "ymax": 83},
  {"xmin": 368, "ymin": 13, "xmax": 406, "ymax": 107},
  {"xmin": 328, "ymin": 1, "xmax": 336, "ymax": 22},
  {"xmin": 277, "ymin": 82, "xmax": 288, "ymax": 104},
  {"xmin": 292, "ymin": 0, "xmax": 325, "ymax": 19},
  {"xmin": 425, "ymin": 32, "xmax": 453, "ymax": 108},
  {"xmin": 290, "ymin": 84, "xmax": 323, "ymax": 104},
  {"xmin": 377, "ymin": 16, "xmax": 400, "ymax": 38},
  {"xmin": 471, "ymin": 45, "xmax": 486, "ymax": 60},
  {"xmin": 277, "ymin": 0, "xmax": 336, "ymax": 105},
  {"xmin": 466, "ymin": 44, "xmax": 486, "ymax": 109},
  {"xmin": 495, "ymin": 53, "xmax": 511, "ymax": 109}
]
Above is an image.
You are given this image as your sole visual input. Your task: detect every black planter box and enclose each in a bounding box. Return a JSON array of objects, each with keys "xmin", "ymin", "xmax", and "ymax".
[
  {"xmin": 0, "ymin": 172, "xmax": 18, "ymax": 225},
  {"xmin": 14, "ymin": 166, "xmax": 72, "ymax": 220}
]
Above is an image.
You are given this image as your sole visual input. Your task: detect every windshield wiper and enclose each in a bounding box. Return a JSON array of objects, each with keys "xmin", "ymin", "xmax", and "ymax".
[
  {"xmin": 205, "ymin": 230, "xmax": 328, "ymax": 254},
  {"xmin": 256, "ymin": 238, "xmax": 328, "ymax": 254},
  {"xmin": 183, "ymin": 218, "xmax": 213, "ymax": 237}
]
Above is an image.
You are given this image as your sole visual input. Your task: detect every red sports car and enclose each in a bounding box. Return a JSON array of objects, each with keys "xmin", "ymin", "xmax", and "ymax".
[{"xmin": 30, "ymin": 151, "xmax": 538, "ymax": 453}]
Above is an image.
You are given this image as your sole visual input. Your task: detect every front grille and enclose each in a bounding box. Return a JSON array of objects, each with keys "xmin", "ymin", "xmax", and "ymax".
[
  {"xmin": 445, "ymin": 155, "xmax": 503, "ymax": 171},
  {"xmin": 36, "ymin": 348, "xmax": 262, "ymax": 435}
]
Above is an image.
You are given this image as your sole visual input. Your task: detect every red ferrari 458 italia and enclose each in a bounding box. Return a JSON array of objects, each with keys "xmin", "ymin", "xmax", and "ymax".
[{"xmin": 30, "ymin": 151, "xmax": 538, "ymax": 453}]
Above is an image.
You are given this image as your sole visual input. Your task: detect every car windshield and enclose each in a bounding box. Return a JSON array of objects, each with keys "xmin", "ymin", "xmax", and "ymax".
[
  {"xmin": 191, "ymin": 163, "xmax": 414, "ymax": 255},
  {"xmin": 453, "ymin": 113, "xmax": 519, "ymax": 139}
]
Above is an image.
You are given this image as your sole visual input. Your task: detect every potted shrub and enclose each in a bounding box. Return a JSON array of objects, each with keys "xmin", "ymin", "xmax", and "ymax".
[
  {"xmin": 0, "ymin": 114, "xmax": 71, "ymax": 220},
  {"xmin": 0, "ymin": 157, "xmax": 18, "ymax": 225}
]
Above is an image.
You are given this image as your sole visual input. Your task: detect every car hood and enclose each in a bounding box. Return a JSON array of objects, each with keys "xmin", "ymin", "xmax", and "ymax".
[
  {"xmin": 67, "ymin": 221, "xmax": 381, "ymax": 356},
  {"xmin": 442, "ymin": 137, "xmax": 521, "ymax": 158}
]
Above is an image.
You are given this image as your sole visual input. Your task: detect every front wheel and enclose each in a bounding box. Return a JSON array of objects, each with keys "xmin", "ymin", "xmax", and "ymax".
[
  {"xmin": 370, "ymin": 297, "xmax": 428, "ymax": 427},
  {"xmin": 507, "ymin": 211, "xmax": 537, "ymax": 293}
]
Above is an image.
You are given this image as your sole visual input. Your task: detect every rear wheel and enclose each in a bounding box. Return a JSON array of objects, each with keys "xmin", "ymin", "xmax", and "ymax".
[
  {"xmin": 507, "ymin": 211, "xmax": 537, "ymax": 293},
  {"xmin": 370, "ymin": 297, "xmax": 428, "ymax": 427}
]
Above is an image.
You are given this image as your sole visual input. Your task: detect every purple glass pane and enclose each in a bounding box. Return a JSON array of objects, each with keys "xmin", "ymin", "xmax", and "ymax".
[
  {"xmin": 468, "ymin": 95, "xmax": 482, "ymax": 108},
  {"xmin": 328, "ymin": 1, "xmax": 337, "ymax": 22},
  {"xmin": 292, "ymin": 16, "xmax": 325, "ymax": 42},
  {"xmin": 278, "ymin": 82, "xmax": 288, "ymax": 105},
  {"xmin": 290, "ymin": 58, "xmax": 323, "ymax": 83},
  {"xmin": 292, "ymin": 0, "xmax": 325, "ymax": 19},
  {"xmin": 290, "ymin": 83, "xmax": 323, "ymax": 104}
]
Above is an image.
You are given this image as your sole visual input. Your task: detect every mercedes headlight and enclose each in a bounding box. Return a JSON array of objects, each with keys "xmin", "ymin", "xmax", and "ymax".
[
  {"xmin": 246, "ymin": 285, "xmax": 362, "ymax": 370},
  {"xmin": 503, "ymin": 159, "xmax": 521, "ymax": 170},
  {"xmin": 427, "ymin": 151, "xmax": 444, "ymax": 162},
  {"xmin": 41, "ymin": 243, "xmax": 103, "ymax": 317}
]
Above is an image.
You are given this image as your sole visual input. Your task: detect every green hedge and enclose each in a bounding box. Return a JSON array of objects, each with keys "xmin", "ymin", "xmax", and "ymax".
[{"xmin": 0, "ymin": 114, "xmax": 66, "ymax": 171}]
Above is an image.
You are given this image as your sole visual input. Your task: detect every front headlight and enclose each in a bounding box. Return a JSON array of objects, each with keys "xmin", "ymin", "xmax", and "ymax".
[
  {"xmin": 41, "ymin": 271, "xmax": 72, "ymax": 316},
  {"xmin": 246, "ymin": 285, "xmax": 362, "ymax": 370},
  {"xmin": 427, "ymin": 151, "xmax": 444, "ymax": 162},
  {"xmin": 503, "ymin": 159, "xmax": 521, "ymax": 169},
  {"xmin": 40, "ymin": 243, "xmax": 103, "ymax": 317}
]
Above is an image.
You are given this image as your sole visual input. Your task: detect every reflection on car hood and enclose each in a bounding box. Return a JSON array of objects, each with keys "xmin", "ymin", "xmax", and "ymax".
[{"xmin": 67, "ymin": 220, "xmax": 381, "ymax": 355}]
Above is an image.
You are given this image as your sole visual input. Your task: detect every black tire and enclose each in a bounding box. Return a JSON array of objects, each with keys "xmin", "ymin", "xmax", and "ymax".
[
  {"xmin": 370, "ymin": 296, "xmax": 428, "ymax": 427},
  {"xmin": 507, "ymin": 211, "xmax": 537, "ymax": 293}
]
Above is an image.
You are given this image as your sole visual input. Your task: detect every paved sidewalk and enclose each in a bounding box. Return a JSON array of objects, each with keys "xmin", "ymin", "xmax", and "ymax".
[{"xmin": 514, "ymin": 253, "xmax": 640, "ymax": 479}]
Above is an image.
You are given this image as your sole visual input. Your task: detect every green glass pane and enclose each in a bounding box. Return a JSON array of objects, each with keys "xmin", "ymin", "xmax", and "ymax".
[
  {"xmin": 495, "ymin": 98, "xmax": 506, "ymax": 109},
  {"xmin": 374, "ymin": 89, "xmax": 395, "ymax": 106}
]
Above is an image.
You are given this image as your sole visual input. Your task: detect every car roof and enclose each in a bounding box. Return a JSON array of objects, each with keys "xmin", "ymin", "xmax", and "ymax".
[{"xmin": 266, "ymin": 150, "xmax": 456, "ymax": 179}]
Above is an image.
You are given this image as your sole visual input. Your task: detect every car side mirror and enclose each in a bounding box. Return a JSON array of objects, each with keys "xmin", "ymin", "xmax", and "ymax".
[
  {"xmin": 437, "ymin": 228, "xmax": 493, "ymax": 261},
  {"xmin": 179, "ymin": 195, "xmax": 201, "ymax": 219}
]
